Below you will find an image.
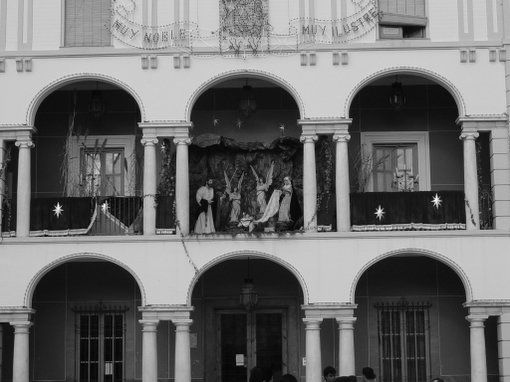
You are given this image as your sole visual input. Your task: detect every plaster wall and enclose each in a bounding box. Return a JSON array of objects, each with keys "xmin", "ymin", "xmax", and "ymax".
[
  {"xmin": 32, "ymin": 0, "xmax": 61, "ymax": 51},
  {"xmin": 0, "ymin": 50, "xmax": 506, "ymax": 127},
  {"xmin": 428, "ymin": 1, "xmax": 460, "ymax": 41},
  {"xmin": 0, "ymin": 233, "xmax": 510, "ymax": 308}
]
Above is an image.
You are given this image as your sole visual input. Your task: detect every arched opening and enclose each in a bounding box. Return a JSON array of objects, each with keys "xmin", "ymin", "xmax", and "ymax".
[
  {"xmin": 188, "ymin": 76, "xmax": 303, "ymax": 234},
  {"xmin": 351, "ymin": 255, "xmax": 498, "ymax": 382},
  {"xmin": 18, "ymin": 260, "xmax": 142, "ymax": 382},
  {"xmin": 2, "ymin": 80, "xmax": 144, "ymax": 236},
  {"xmin": 346, "ymin": 73, "xmax": 492, "ymax": 231},
  {"xmin": 190, "ymin": 257, "xmax": 305, "ymax": 382}
]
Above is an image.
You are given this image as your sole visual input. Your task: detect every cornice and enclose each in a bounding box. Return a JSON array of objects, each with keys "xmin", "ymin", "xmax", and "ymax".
[{"xmin": 0, "ymin": 40, "xmax": 506, "ymax": 59}]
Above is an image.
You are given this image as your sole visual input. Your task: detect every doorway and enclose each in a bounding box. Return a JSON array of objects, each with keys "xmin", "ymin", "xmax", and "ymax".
[{"xmin": 217, "ymin": 309, "xmax": 287, "ymax": 382}]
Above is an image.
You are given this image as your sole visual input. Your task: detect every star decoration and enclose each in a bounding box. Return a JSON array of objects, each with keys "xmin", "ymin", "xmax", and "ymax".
[
  {"xmin": 374, "ymin": 205, "xmax": 385, "ymax": 221},
  {"xmin": 213, "ymin": 117, "xmax": 220, "ymax": 127},
  {"xmin": 431, "ymin": 193, "xmax": 442, "ymax": 209},
  {"xmin": 52, "ymin": 202, "xmax": 64, "ymax": 218},
  {"xmin": 160, "ymin": 143, "xmax": 167, "ymax": 153},
  {"xmin": 236, "ymin": 118, "xmax": 243, "ymax": 129},
  {"xmin": 101, "ymin": 202, "xmax": 110, "ymax": 213}
]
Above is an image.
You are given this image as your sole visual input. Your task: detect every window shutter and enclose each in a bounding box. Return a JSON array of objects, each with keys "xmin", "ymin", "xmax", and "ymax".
[
  {"xmin": 65, "ymin": 0, "xmax": 111, "ymax": 47},
  {"xmin": 378, "ymin": 0, "xmax": 427, "ymax": 26}
]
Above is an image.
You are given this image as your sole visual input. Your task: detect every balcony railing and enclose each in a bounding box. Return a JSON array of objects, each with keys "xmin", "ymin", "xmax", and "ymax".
[{"xmin": 350, "ymin": 191, "xmax": 466, "ymax": 231}]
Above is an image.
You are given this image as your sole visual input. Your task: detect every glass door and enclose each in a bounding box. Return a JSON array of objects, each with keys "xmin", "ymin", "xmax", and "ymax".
[{"xmin": 218, "ymin": 310, "xmax": 287, "ymax": 382}]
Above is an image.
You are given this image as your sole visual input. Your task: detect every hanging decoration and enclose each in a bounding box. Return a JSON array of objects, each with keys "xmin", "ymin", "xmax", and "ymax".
[
  {"xmin": 108, "ymin": 0, "xmax": 382, "ymax": 53},
  {"xmin": 219, "ymin": 0, "xmax": 270, "ymax": 55}
]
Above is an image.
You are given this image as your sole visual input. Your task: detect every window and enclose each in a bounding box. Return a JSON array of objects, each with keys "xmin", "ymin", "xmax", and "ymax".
[
  {"xmin": 76, "ymin": 310, "xmax": 126, "ymax": 382},
  {"xmin": 378, "ymin": 0, "xmax": 427, "ymax": 39},
  {"xmin": 67, "ymin": 136, "xmax": 136, "ymax": 197},
  {"xmin": 373, "ymin": 144, "xmax": 418, "ymax": 192},
  {"xmin": 375, "ymin": 302, "xmax": 431, "ymax": 382},
  {"xmin": 361, "ymin": 132, "xmax": 430, "ymax": 192},
  {"xmin": 64, "ymin": 0, "xmax": 111, "ymax": 47},
  {"xmin": 81, "ymin": 148, "xmax": 125, "ymax": 196}
]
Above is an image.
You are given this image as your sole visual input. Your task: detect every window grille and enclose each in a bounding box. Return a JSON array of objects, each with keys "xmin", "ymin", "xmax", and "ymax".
[{"xmin": 375, "ymin": 301, "xmax": 431, "ymax": 382}]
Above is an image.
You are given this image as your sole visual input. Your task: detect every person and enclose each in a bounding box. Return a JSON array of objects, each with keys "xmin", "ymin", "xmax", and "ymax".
[
  {"xmin": 335, "ymin": 377, "xmax": 350, "ymax": 382},
  {"xmin": 323, "ymin": 366, "xmax": 336, "ymax": 382},
  {"xmin": 361, "ymin": 367, "xmax": 376, "ymax": 382},
  {"xmin": 348, "ymin": 376, "xmax": 357, "ymax": 382},
  {"xmin": 250, "ymin": 162, "xmax": 274, "ymax": 216},
  {"xmin": 278, "ymin": 176, "xmax": 293, "ymax": 222},
  {"xmin": 250, "ymin": 366, "xmax": 273, "ymax": 382},
  {"xmin": 224, "ymin": 171, "xmax": 245, "ymax": 224},
  {"xmin": 280, "ymin": 374, "xmax": 297, "ymax": 382},
  {"xmin": 193, "ymin": 178, "xmax": 215, "ymax": 234},
  {"xmin": 253, "ymin": 175, "xmax": 300, "ymax": 227}
]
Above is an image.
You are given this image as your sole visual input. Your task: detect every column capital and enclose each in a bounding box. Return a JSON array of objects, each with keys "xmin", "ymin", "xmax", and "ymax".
[
  {"xmin": 298, "ymin": 118, "xmax": 352, "ymax": 135},
  {"xmin": 138, "ymin": 121, "xmax": 192, "ymax": 139},
  {"xmin": 141, "ymin": 137, "xmax": 159, "ymax": 146},
  {"xmin": 333, "ymin": 132, "xmax": 351, "ymax": 143},
  {"xmin": 173, "ymin": 319, "xmax": 193, "ymax": 330},
  {"xmin": 15, "ymin": 140, "xmax": 34, "ymax": 149},
  {"xmin": 466, "ymin": 314, "xmax": 489, "ymax": 327},
  {"xmin": 10, "ymin": 321, "xmax": 33, "ymax": 333},
  {"xmin": 460, "ymin": 130, "xmax": 479, "ymax": 141},
  {"xmin": 336, "ymin": 316, "xmax": 357, "ymax": 327},
  {"xmin": 303, "ymin": 317, "xmax": 322, "ymax": 330},
  {"xmin": 174, "ymin": 137, "xmax": 191, "ymax": 145},
  {"xmin": 300, "ymin": 134, "xmax": 318, "ymax": 143},
  {"xmin": 139, "ymin": 319, "xmax": 159, "ymax": 332}
]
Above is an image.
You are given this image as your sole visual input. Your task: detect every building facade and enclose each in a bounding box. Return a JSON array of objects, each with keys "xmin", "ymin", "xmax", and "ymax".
[{"xmin": 0, "ymin": 1, "xmax": 510, "ymax": 382}]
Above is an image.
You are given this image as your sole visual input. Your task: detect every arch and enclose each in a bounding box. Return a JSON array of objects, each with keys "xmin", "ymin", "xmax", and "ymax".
[
  {"xmin": 350, "ymin": 248, "xmax": 473, "ymax": 304},
  {"xmin": 184, "ymin": 69, "xmax": 305, "ymax": 121},
  {"xmin": 344, "ymin": 66, "xmax": 467, "ymax": 118},
  {"xmin": 24, "ymin": 252, "xmax": 147, "ymax": 308},
  {"xmin": 26, "ymin": 73, "xmax": 146, "ymax": 126},
  {"xmin": 186, "ymin": 250, "xmax": 309, "ymax": 305}
]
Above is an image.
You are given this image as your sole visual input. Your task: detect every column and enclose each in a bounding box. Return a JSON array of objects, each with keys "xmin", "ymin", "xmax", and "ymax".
[
  {"xmin": 466, "ymin": 315, "xmax": 488, "ymax": 382},
  {"xmin": 460, "ymin": 129, "xmax": 480, "ymax": 229},
  {"xmin": 11, "ymin": 321, "xmax": 32, "ymax": 382},
  {"xmin": 301, "ymin": 134, "xmax": 318, "ymax": 232},
  {"xmin": 142, "ymin": 137, "xmax": 158, "ymax": 235},
  {"xmin": 174, "ymin": 137, "xmax": 190, "ymax": 235},
  {"xmin": 15, "ymin": 139, "xmax": 33, "ymax": 237},
  {"xmin": 498, "ymin": 313, "xmax": 510, "ymax": 382},
  {"xmin": 333, "ymin": 131, "xmax": 351, "ymax": 232},
  {"xmin": 337, "ymin": 317, "xmax": 356, "ymax": 376},
  {"xmin": 140, "ymin": 320, "xmax": 159, "ymax": 382},
  {"xmin": 303, "ymin": 318, "xmax": 322, "ymax": 382},
  {"xmin": 174, "ymin": 319, "xmax": 193, "ymax": 382}
]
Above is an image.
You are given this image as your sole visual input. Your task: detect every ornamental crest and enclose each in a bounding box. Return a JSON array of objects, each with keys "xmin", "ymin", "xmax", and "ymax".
[{"xmin": 219, "ymin": 0, "xmax": 271, "ymax": 55}]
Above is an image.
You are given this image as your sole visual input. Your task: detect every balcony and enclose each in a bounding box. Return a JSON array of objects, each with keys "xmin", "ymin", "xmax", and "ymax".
[
  {"xmin": 1, "ymin": 195, "xmax": 175, "ymax": 237},
  {"xmin": 350, "ymin": 191, "xmax": 466, "ymax": 231}
]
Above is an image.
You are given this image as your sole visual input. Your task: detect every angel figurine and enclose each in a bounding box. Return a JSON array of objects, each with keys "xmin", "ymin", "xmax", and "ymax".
[
  {"xmin": 224, "ymin": 170, "xmax": 245, "ymax": 223},
  {"xmin": 250, "ymin": 162, "xmax": 274, "ymax": 216}
]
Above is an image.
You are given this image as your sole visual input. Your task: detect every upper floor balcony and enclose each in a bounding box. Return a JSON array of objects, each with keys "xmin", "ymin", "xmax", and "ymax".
[{"xmin": 0, "ymin": 70, "xmax": 505, "ymax": 239}]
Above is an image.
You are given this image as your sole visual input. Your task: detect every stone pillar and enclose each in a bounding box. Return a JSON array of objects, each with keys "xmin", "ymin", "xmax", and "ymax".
[
  {"xmin": 11, "ymin": 321, "xmax": 32, "ymax": 382},
  {"xmin": 333, "ymin": 130, "xmax": 351, "ymax": 232},
  {"xmin": 337, "ymin": 316, "xmax": 356, "ymax": 376},
  {"xmin": 466, "ymin": 314, "xmax": 488, "ymax": 382},
  {"xmin": 498, "ymin": 313, "xmax": 510, "ymax": 382},
  {"xmin": 140, "ymin": 320, "xmax": 159, "ymax": 382},
  {"xmin": 174, "ymin": 319, "xmax": 193, "ymax": 382},
  {"xmin": 488, "ymin": 124, "xmax": 510, "ymax": 230},
  {"xmin": 460, "ymin": 129, "xmax": 480, "ymax": 229},
  {"xmin": 301, "ymin": 134, "xmax": 318, "ymax": 232},
  {"xmin": 174, "ymin": 137, "xmax": 190, "ymax": 235},
  {"xmin": 141, "ymin": 137, "xmax": 158, "ymax": 235},
  {"xmin": 15, "ymin": 139, "xmax": 33, "ymax": 237},
  {"xmin": 0, "ymin": 140, "xmax": 4, "ymax": 236},
  {"xmin": 303, "ymin": 318, "xmax": 322, "ymax": 382}
]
